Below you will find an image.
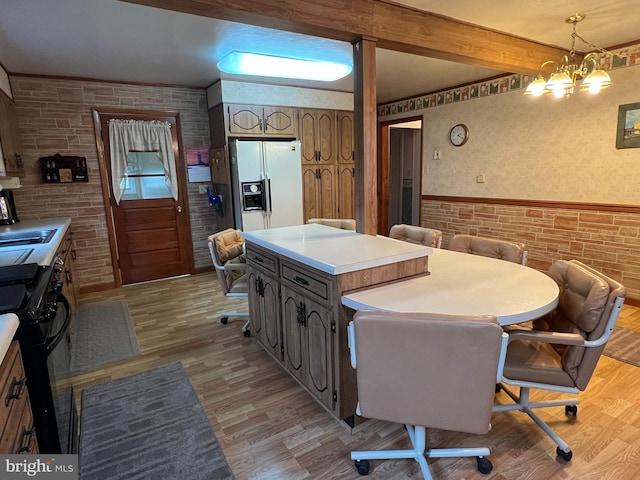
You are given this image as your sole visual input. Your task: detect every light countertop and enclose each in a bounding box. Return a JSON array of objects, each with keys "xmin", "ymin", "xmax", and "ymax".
[
  {"xmin": 0, "ymin": 217, "xmax": 72, "ymax": 267},
  {"xmin": 243, "ymin": 224, "xmax": 431, "ymax": 275},
  {"xmin": 342, "ymin": 248, "xmax": 559, "ymax": 325},
  {"xmin": 0, "ymin": 313, "xmax": 19, "ymax": 363}
]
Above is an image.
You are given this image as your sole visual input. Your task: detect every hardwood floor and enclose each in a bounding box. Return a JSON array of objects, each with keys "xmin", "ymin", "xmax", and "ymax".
[{"xmin": 72, "ymin": 272, "xmax": 640, "ymax": 480}]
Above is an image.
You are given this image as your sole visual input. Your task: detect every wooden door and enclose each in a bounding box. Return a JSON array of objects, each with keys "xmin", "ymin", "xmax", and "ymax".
[
  {"xmin": 337, "ymin": 165, "xmax": 355, "ymax": 219},
  {"xmin": 96, "ymin": 110, "xmax": 193, "ymax": 285}
]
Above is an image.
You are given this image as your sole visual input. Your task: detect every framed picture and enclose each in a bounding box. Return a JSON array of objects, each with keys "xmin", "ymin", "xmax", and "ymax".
[{"xmin": 616, "ymin": 102, "xmax": 640, "ymax": 149}]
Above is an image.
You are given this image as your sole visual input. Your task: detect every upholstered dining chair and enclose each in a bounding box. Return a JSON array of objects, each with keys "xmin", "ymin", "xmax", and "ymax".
[
  {"xmin": 348, "ymin": 310, "xmax": 508, "ymax": 478},
  {"xmin": 306, "ymin": 218, "xmax": 356, "ymax": 230},
  {"xmin": 207, "ymin": 228, "xmax": 251, "ymax": 337},
  {"xmin": 449, "ymin": 234, "xmax": 528, "ymax": 265},
  {"xmin": 495, "ymin": 259, "xmax": 626, "ymax": 461},
  {"xmin": 389, "ymin": 224, "xmax": 443, "ymax": 248}
]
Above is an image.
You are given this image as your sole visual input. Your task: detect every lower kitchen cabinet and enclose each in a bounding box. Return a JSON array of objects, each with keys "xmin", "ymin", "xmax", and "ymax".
[
  {"xmin": 0, "ymin": 342, "xmax": 38, "ymax": 454},
  {"xmin": 281, "ymin": 285, "xmax": 334, "ymax": 410},
  {"xmin": 247, "ymin": 267, "xmax": 281, "ymax": 360}
]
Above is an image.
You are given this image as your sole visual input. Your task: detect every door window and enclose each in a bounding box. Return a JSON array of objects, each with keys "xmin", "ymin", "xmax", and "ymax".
[{"xmin": 121, "ymin": 152, "xmax": 173, "ymax": 200}]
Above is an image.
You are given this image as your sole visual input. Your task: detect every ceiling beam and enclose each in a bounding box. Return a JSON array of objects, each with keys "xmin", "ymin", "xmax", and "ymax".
[{"xmin": 120, "ymin": 0, "xmax": 567, "ymax": 75}]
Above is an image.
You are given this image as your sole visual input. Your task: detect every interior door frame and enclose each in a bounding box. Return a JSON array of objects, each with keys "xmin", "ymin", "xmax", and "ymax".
[
  {"xmin": 377, "ymin": 115, "xmax": 424, "ymax": 235},
  {"xmin": 92, "ymin": 107, "xmax": 194, "ymax": 288}
]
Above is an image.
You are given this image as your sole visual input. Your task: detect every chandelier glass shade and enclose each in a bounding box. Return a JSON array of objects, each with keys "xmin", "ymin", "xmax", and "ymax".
[{"xmin": 525, "ymin": 14, "xmax": 613, "ymax": 99}]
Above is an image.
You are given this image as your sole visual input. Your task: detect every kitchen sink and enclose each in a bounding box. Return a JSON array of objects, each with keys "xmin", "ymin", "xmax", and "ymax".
[{"xmin": 0, "ymin": 229, "xmax": 57, "ymax": 247}]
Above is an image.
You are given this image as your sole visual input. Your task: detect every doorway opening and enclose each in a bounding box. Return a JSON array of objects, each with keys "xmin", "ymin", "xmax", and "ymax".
[{"xmin": 378, "ymin": 117, "xmax": 423, "ymax": 235}]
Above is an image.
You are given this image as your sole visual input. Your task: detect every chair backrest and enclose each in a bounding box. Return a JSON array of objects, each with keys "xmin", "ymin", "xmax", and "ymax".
[
  {"xmin": 207, "ymin": 228, "xmax": 245, "ymax": 295},
  {"xmin": 307, "ymin": 218, "xmax": 356, "ymax": 230},
  {"xmin": 534, "ymin": 259, "xmax": 626, "ymax": 390},
  {"xmin": 350, "ymin": 310, "xmax": 506, "ymax": 435},
  {"xmin": 389, "ymin": 224, "xmax": 442, "ymax": 248},
  {"xmin": 449, "ymin": 234, "xmax": 527, "ymax": 265}
]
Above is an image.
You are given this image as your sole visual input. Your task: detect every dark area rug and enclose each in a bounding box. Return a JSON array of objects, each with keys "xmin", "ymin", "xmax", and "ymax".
[
  {"xmin": 79, "ymin": 362, "xmax": 235, "ymax": 480},
  {"xmin": 71, "ymin": 299, "xmax": 140, "ymax": 373},
  {"xmin": 604, "ymin": 326, "xmax": 640, "ymax": 367}
]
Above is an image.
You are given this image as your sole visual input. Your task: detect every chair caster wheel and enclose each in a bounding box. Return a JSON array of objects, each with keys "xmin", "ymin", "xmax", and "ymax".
[
  {"xmin": 220, "ymin": 317, "xmax": 228, "ymax": 325},
  {"xmin": 243, "ymin": 329, "xmax": 251, "ymax": 337},
  {"xmin": 354, "ymin": 459, "xmax": 370, "ymax": 475},
  {"xmin": 477, "ymin": 456, "xmax": 493, "ymax": 474},
  {"xmin": 556, "ymin": 447, "xmax": 573, "ymax": 461},
  {"xmin": 565, "ymin": 405, "xmax": 577, "ymax": 416}
]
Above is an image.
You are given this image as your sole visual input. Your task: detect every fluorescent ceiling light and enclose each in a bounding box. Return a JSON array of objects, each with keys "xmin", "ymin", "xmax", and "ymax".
[{"xmin": 218, "ymin": 51, "xmax": 352, "ymax": 82}]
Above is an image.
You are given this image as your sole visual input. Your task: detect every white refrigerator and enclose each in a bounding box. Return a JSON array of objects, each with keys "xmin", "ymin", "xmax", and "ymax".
[{"xmin": 229, "ymin": 140, "xmax": 303, "ymax": 231}]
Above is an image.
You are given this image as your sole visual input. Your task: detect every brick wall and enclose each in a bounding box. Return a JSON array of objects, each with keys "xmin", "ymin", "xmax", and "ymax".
[
  {"xmin": 422, "ymin": 198, "xmax": 640, "ymax": 302},
  {"xmin": 10, "ymin": 76, "xmax": 220, "ymax": 290}
]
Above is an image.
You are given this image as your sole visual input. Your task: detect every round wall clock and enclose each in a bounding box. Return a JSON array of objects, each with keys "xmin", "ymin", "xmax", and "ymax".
[{"xmin": 449, "ymin": 124, "xmax": 469, "ymax": 147}]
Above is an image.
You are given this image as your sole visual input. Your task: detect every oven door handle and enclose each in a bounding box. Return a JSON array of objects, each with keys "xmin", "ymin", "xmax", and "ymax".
[{"xmin": 44, "ymin": 294, "xmax": 71, "ymax": 354}]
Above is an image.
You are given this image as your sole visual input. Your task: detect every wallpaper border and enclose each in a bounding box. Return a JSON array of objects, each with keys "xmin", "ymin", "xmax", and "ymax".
[{"xmin": 379, "ymin": 44, "xmax": 640, "ymax": 117}]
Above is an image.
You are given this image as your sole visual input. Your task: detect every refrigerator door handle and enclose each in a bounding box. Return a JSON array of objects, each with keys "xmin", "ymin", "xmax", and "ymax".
[{"xmin": 266, "ymin": 178, "xmax": 273, "ymax": 213}]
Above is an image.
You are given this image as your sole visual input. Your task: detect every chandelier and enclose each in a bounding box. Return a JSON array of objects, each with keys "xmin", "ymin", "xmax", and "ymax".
[{"xmin": 525, "ymin": 13, "xmax": 613, "ymax": 99}]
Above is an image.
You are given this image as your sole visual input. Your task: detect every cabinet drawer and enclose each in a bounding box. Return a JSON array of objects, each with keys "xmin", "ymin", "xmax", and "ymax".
[
  {"xmin": 281, "ymin": 263, "xmax": 332, "ymax": 305},
  {"xmin": 0, "ymin": 343, "xmax": 26, "ymax": 429},
  {"xmin": 246, "ymin": 246, "xmax": 278, "ymax": 275}
]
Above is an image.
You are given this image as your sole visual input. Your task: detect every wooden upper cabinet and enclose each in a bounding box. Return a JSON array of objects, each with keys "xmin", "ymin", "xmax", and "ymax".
[
  {"xmin": 299, "ymin": 109, "xmax": 336, "ymax": 165},
  {"xmin": 0, "ymin": 93, "xmax": 24, "ymax": 177},
  {"xmin": 226, "ymin": 104, "xmax": 297, "ymax": 137},
  {"xmin": 336, "ymin": 111, "xmax": 354, "ymax": 164}
]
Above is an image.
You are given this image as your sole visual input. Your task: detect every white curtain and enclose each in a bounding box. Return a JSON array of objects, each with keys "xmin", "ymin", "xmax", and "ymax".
[{"xmin": 108, "ymin": 119, "xmax": 178, "ymax": 204}]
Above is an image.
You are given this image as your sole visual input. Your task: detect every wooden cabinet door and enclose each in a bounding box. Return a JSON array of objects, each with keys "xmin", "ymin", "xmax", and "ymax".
[
  {"xmin": 336, "ymin": 111, "xmax": 354, "ymax": 164},
  {"xmin": 337, "ymin": 165, "xmax": 355, "ymax": 220},
  {"xmin": 298, "ymin": 109, "xmax": 335, "ymax": 164},
  {"xmin": 316, "ymin": 110, "xmax": 335, "ymax": 164},
  {"xmin": 263, "ymin": 106, "xmax": 296, "ymax": 136},
  {"xmin": 317, "ymin": 165, "xmax": 337, "ymax": 218},
  {"xmin": 247, "ymin": 268, "xmax": 263, "ymax": 340},
  {"xmin": 301, "ymin": 165, "xmax": 337, "ymax": 222},
  {"xmin": 227, "ymin": 104, "xmax": 264, "ymax": 135},
  {"xmin": 282, "ymin": 287, "xmax": 306, "ymax": 384},
  {"xmin": 260, "ymin": 273, "xmax": 281, "ymax": 360},
  {"xmin": 302, "ymin": 297, "xmax": 334, "ymax": 409},
  {"xmin": 299, "ymin": 110, "xmax": 319, "ymax": 164}
]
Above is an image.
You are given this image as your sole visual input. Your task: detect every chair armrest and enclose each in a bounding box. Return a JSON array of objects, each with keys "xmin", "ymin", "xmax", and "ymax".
[{"xmin": 507, "ymin": 329, "xmax": 586, "ymax": 346}]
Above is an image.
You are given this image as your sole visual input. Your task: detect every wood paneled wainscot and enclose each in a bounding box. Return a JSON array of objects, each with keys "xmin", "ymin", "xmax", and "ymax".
[{"xmin": 243, "ymin": 224, "xmax": 430, "ymax": 426}]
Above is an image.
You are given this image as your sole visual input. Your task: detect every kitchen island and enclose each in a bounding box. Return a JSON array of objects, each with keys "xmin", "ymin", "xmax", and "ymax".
[{"xmin": 243, "ymin": 224, "xmax": 431, "ymax": 426}]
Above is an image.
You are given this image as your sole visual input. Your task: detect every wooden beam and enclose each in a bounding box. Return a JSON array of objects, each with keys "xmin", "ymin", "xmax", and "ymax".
[
  {"xmin": 353, "ymin": 37, "xmax": 378, "ymax": 235},
  {"xmin": 121, "ymin": 0, "xmax": 566, "ymax": 75}
]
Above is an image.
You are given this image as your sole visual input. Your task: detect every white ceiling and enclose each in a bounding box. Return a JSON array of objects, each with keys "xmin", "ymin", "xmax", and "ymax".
[{"xmin": 1, "ymin": 0, "xmax": 639, "ymax": 104}]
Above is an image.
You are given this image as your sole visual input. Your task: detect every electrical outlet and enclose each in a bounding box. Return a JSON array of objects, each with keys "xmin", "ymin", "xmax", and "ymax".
[
  {"xmin": 476, "ymin": 174, "xmax": 486, "ymax": 183},
  {"xmin": 198, "ymin": 185, "xmax": 209, "ymax": 194}
]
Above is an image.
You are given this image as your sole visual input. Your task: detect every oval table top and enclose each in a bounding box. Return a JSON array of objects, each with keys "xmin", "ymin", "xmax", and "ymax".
[{"xmin": 341, "ymin": 248, "xmax": 559, "ymax": 326}]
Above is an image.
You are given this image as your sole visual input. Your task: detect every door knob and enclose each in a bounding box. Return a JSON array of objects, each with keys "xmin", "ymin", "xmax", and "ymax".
[{"xmin": 176, "ymin": 205, "xmax": 183, "ymax": 213}]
